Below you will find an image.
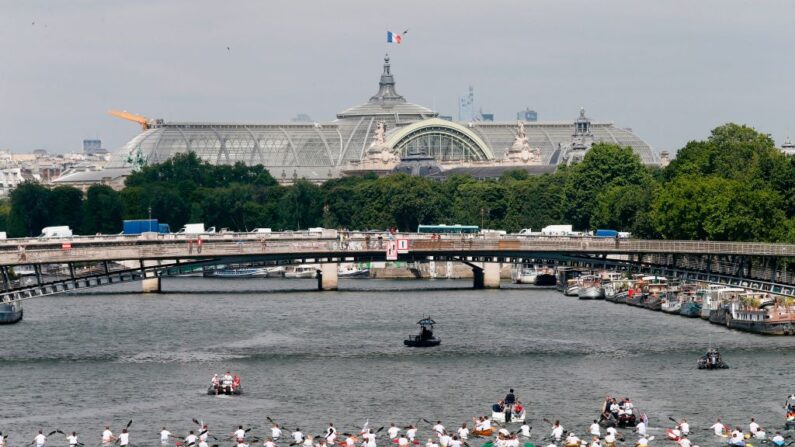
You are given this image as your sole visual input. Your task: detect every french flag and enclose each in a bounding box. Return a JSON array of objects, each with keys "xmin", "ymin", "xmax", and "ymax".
[{"xmin": 386, "ymin": 31, "xmax": 401, "ymax": 44}]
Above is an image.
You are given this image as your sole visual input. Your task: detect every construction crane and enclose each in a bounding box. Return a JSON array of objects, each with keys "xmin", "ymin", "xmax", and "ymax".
[{"xmin": 107, "ymin": 109, "xmax": 153, "ymax": 132}]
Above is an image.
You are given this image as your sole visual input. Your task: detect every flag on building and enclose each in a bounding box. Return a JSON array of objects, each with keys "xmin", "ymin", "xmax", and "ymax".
[{"xmin": 386, "ymin": 31, "xmax": 402, "ymax": 44}]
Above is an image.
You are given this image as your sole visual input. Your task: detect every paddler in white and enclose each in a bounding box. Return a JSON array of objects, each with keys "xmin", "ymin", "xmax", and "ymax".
[
  {"xmin": 564, "ymin": 433, "xmax": 579, "ymax": 447},
  {"xmin": 749, "ymin": 418, "xmax": 760, "ymax": 437},
  {"xmin": 679, "ymin": 420, "xmax": 689, "ymax": 436},
  {"xmin": 271, "ymin": 424, "xmax": 282, "ymax": 441},
  {"xmin": 590, "ymin": 436, "xmax": 602, "ymax": 447},
  {"xmin": 200, "ymin": 425, "xmax": 210, "ymax": 444},
  {"xmin": 709, "ymin": 419, "xmax": 725, "ymax": 436},
  {"xmin": 772, "ymin": 432, "xmax": 785, "ymax": 447},
  {"xmin": 345, "ymin": 434, "xmax": 356, "ymax": 447},
  {"xmin": 398, "ymin": 435, "xmax": 410, "ymax": 447},
  {"xmin": 729, "ymin": 428, "xmax": 745, "ymax": 447},
  {"xmin": 292, "ymin": 429, "xmax": 304, "ymax": 444},
  {"xmin": 635, "ymin": 420, "xmax": 647, "ymax": 437},
  {"xmin": 589, "ymin": 421, "xmax": 601, "ymax": 437},
  {"xmin": 604, "ymin": 430, "xmax": 616, "ymax": 447},
  {"xmin": 388, "ymin": 424, "xmax": 400, "ymax": 440},
  {"xmin": 0, "ymin": 431, "xmax": 6, "ymax": 447},
  {"xmin": 457, "ymin": 424, "xmax": 469, "ymax": 441},
  {"xmin": 520, "ymin": 424, "xmax": 531, "ymax": 438},
  {"xmin": 406, "ymin": 426, "xmax": 417, "ymax": 443},
  {"xmin": 161, "ymin": 427, "xmax": 172, "ymax": 445},
  {"xmin": 551, "ymin": 421, "xmax": 564, "ymax": 442},
  {"xmin": 33, "ymin": 430, "xmax": 47, "ymax": 447},
  {"xmin": 325, "ymin": 424, "xmax": 337, "ymax": 444},
  {"xmin": 302, "ymin": 434, "xmax": 314, "ymax": 447},
  {"xmin": 677, "ymin": 434, "xmax": 691, "ymax": 447},
  {"xmin": 362, "ymin": 430, "xmax": 376, "ymax": 447},
  {"xmin": 223, "ymin": 371, "xmax": 234, "ymax": 392},
  {"xmin": 425, "ymin": 439, "xmax": 438, "ymax": 447},
  {"xmin": 118, "ymin": 429, "xmax": 130, "ymax": 447},
  {"xmin": 432, "ymin": 423, "xmax": 445, "ymax": 437},
  {"xmin": 185, "ymin": 431, "xmax": 198, "ymax": 446},
  {"xmin": 102, "ymin": 426, "xmax": 115, "ymax": 446},
  {"xmin": 438, "ymin": 432, "xmax": 452, "ymax": 447},
  {"xmin": 635, "ymin": 436, "xmax": 648, "ymax": 447},
  {"xmin": 449, "ymin": 436, "xmax": 462, "ymax": 447},
  {"xmin": 67, "ymin": 432, "xmax": 79, "ymax": 447},
  {"xmin": 234, "ymin": 426, "xmax": 246, "ymax": 442},
  {"xmin": 263, "ymin": 437, "xmax": 276, "ymax": 447}
]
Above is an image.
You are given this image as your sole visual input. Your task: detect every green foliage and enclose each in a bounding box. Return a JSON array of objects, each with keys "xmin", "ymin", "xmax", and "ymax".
[
  {"xmin": 83, "ymin": 185, "xmax": 123, "ymax": 234},
  {"xmin": 8, "ymin": 182, "xmax": 52, "ymax": 237},
  {"xmin": 49, "ymin": 186, "xmax": 84, "ymax": 233}
]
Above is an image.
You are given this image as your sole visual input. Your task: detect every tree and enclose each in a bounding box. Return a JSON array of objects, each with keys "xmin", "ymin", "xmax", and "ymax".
[
  {"xmin": 7, "ymin": 182, "xmax": 51, "ymax": 237},
  {"xmin": 591, "ymin": 184, "xmax": 655, "ymax": 236},
  {"xmin": 49, "ymin": 186, "xmax": 84, "ymax": 233},
  {"xmin": 83, "ymin": 185, "xmax": 123, "ymax": 235}
]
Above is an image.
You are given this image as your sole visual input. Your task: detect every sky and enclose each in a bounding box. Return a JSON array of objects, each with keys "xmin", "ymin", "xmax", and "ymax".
[{"xmin": 1, "ymin": 0, "xmax": 794, "ymax": 155}]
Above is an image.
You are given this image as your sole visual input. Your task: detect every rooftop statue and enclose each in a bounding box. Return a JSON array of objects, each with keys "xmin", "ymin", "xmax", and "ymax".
[
  {"xmin": 365, "ymin": 121, "xmax": 398, "ymax": 164},
  {"xmin": 504, "ymin": 120, "xmax": 541, "ymax": 164}
]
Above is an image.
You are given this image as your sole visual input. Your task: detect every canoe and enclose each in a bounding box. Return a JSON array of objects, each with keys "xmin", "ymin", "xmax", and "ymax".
[{"xmin": 472, "ymin": 429, "xmax": 494, "ymax": 437}]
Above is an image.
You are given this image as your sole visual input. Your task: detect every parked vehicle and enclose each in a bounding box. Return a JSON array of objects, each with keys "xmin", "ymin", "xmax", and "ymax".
[
  {"xmin": 123, "ymin": 219, "xmax": 171, "ymax": 235},
  {"xmin": 40, "ymin": 226, "xmax": 73, "ymax": 238},
  {"xmin": 177, "ymin": 223, "xmax": 216, "ymax": 234}
]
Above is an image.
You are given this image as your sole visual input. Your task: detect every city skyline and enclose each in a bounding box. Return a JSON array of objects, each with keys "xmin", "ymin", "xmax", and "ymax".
[{"xmin": 1, "ymin": 0, "xmax": 794, "ymax": 154}]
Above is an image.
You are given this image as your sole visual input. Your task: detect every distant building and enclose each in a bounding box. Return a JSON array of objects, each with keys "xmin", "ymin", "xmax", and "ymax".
[
  {"xmin": 83, "ymin": 139, "xmax": 108, "ymax": 155},
  {"xmin": 781, "ymin": 137, "xmax": 795, "ymax": 156},
  {"xmin": 478, "ymin": 112, "xmax": 494, "ymax": 122},
  {"xmin": 517, "ymin": 108, "xmax": 538, "ymax": 122},
  {"xmin": 291, "ymin": 113, "xmax": 313, "ymax": 123}
]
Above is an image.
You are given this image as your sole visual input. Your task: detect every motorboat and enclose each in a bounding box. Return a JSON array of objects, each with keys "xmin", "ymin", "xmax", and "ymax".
[
  {"xmin": 338, "ymin": 264, "xmax": 370, "ymax": 278},
  {"xmin": 0, "ymin": 300, "xmax": 23, "ymax": 324},
  {"xmin": 578, "ymin": 275, "xmax": 605, "ymax": 299},
  {"xmin": 564, "ymin": 278, "xmax": 581, "ymax": 297},
  {"xmin": 404, "ymin": 317, "xmax": 441, "ymax": 347},
  {"xmin": 599, "ymin": 398, "xmax": 643, "ymax": 428},
  {"xmin": 697, "ymin": 347, "xmax": 729, "ymax": 369},
  {"xmin": 284, "ymin": 265, "xmax": 318, "ymax": 279},
  {"xmin": 512, "ymin": 264, "xmax": 537, "ymax": 284},
  {"xmin": 212, "ymin": 267, "xmax": 268, "ymax": 278},
  {"xmin": 207, "ymin": 383, "xmax": 243, "ymax": 395},
  {"xmin": 491, "ymin": 406, "xmax": 526, "ymax": 424},
  {"xmin": 534, "ymin": 266, "xmax": 557, "ymax": 286}
]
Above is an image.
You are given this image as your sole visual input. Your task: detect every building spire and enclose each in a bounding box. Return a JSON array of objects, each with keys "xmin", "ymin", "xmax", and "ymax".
[{"xmin": 370, "ymin": 53, "xmax": 405, "ymax": 104}]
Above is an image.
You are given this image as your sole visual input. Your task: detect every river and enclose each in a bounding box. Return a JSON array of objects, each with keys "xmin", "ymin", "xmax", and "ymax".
[{"xmin": 1, "ymin": 278, "xmax": 792, "ymax": 445}]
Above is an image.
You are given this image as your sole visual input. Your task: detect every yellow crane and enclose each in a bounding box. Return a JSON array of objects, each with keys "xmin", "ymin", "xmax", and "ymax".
[{"xmin": 107, "ymin": 109, "xmax": 152, "ymax": 131}]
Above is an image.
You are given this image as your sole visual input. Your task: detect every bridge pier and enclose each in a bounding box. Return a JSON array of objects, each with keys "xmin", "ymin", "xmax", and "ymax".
[
  {"xmin": 473, "ymin": 261, "xmax": 501, "ymax": 289},
  {"xmin": 141, "ymin": 277, "xmax": 161, "ymax": 293},
  {"xmin": 317, "ymin": 263, "xmax": 338, "ymax": 291}
]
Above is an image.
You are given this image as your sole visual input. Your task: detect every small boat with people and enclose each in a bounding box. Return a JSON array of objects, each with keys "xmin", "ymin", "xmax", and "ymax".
[
  {"xmin": 697, "ymin": 347, "xmax": 729, "ymax": 369},
  {"xmin": 490, "ymin": 388, "xmax": 526, "ymax": 424},
  {"xmin": 599, "ymin": 396, "xmax": 643, "ymax": 428},
  {"xmin": 207, "ymin": 371, "xmax": 243, "ymax": 395},
  {"xmin": 404, "ymin": 317, "xmax": 441, "ymax": 347},
  {"xmin": 0, "ymin": 299, "xmax": 23, "ymax": 324},
  {"xmin": 786, "ymin": 395, "xmax": 795, "ymax": 430}
]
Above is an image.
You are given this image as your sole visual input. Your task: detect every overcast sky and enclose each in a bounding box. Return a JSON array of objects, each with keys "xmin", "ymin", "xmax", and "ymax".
[{"xmin": 1, "ymin": 0, "xmax": 794, "ymax": 154}]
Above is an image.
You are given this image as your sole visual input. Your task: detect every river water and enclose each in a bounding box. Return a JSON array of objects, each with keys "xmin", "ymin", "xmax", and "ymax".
[{"xmin": 1, "ymin": 278, "xmax": 793, "ymax": 446}]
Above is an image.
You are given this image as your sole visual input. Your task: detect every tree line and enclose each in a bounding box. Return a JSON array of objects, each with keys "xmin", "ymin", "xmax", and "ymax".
[{"xmin": 1, "ymin": 123, "xmax": 793, "ymax": 242}]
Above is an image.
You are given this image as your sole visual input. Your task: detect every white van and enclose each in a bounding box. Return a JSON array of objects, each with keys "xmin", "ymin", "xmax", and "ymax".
[
  {"xmin": 41, "ymin": 226, "xmax": 73, "ymax": 238},
  {"xmin": 177, "ymin": 223, "xmax": 216, "ymax": 234},
  {"xmin": 252, "ymin": 228, "xmax": 272, "ymax": 234}
]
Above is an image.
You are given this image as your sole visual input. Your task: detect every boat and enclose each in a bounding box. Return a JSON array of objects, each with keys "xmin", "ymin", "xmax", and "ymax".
[
  {"xmin": 679, "ymin": 299, "xmax": 702, "ymax": 317},
  {"xmin": 534, "ymin": 266, "xmax": 557, "ymax": 286},
  {"xmin": 786, "ymin": 397, "xmax": 795, "ymax": 430},
  {"xmin": 598, "ymin": 398, "xmax": 642, "ymax": 428},
  {"xmin": 726, "ymin": 294, "xmax": 795, "ymax": 335},
  {"xmin": 284, "ymin": 265, "xmax": 318, "ymax": 279},
  {"xmin": 564, "ymin": 278, "xmax": 581, "ymax": 297},
  {"xmin": 265, "ymin": 266, "xmax": 286, "ymax": 278},
  {"xmin": 207, "ymin": 384, "xmax": 243, "ymax": 395},
  {"xmin": 678, "ymin": 284, "xmax": 704, "ymax": 318},
  {"xmin": 707, "ymin": 287, "xmax": 744, "ymax": 325},
  {"xmin": 491, "ymin": 407, "xmax": 526, "ymax": 424},
  {"xmin": 0, "ymin": 300, "xmax": 23, "ymax": 324},
  {"xmin": 472, "ymin": 429, "xmax": 494, "ymax": 437},
  {"xmin": 338, "ymin": 264, "xmax": 370, "ymax": 278},
  {"xmin": 578, "ymin": 275, "xmax": 605, "ymax": 300},
  {"xmin": 697, "ymin": 347, "xmax": 729, "ymax": 369},
  {"xmin": 404, "ymin": 317, "xmax": 441, "ymax": 347},
  {"xmin": 556, "ymin": 267, "xmax": 582, "ymax": 293},
  {"xmin": 625, "ymin": 289, "xmax": 646, "ymax": 307},
  {"xmin": 642, "ymin": 276, "xmax": 668, "ymax": 311},
  {"xmin": 512, "ymin": 264, "xmax": 537, "ymax": 284},
  {"xmin": 212, "ymin": 267, "xmax": 268, "ymax": 278},
  {"xmin": 660, "ymin": 295, "xmax": 682, "ymax": 314}
]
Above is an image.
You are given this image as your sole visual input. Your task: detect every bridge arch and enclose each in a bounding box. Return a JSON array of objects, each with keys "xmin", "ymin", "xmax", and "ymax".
[{"xmin": 386, "ymin": 118, "xmax": 494, "ymax": 161}]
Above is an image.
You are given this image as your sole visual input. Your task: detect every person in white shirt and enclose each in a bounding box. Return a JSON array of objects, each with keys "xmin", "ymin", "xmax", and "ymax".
[
  {"xmin": 604, "ymin": 432, "xmax": 616, "ymax": 446},
  {"xmin": 679, "ymin": 420, "xmax": 689, "ymax": 435},
  {"xmin": 161, "ymin": 428, "xmax": 172, "ymax": 445},
  {"xmin": 67, "ymin": 432, "xmax": 79, "ymax": 447},
  {"xmin": 749, "ymin": 419, "xmax": 760, "ymax": 435},
  {"xmin": 590, "ymin": 436, "xmax": 602, "ymax": 447},
  {"xmin": 457, "ymin": 424, "xmax": 468, "ymax": 441},
  {"xmin": 710, "ymin": 419, "xmax": 725, "ymax": 436},
  {"xmin": 292, "ymin": 430, "xmax": 304, "ymax": 444},
  {"xmin": 102, "ymin": 427, "xmax": 114, "ymax": 446},
  {"xmin": 326, "ymin": 424, "xmax": 337, "ymax": 444},
  {"xmin": 34, "ymin": 430, "xmax": 47, "ymax": 447},
  {"xmin": 345, "ymin": 435, "xmax": 356, "ymax": 447},
  {"xmin": 118, "ymin": 429, "xmax": 130, "ymax": 447},
  {"xmin": 606, "ymin": 428, "xmax": 617, "ymax": 438},
  {"xmin": 271, "ymin": 425, "xmax": 282, "ymax": 441},
  {"xmin": 438, "ymin": 433, "xmax": 451, "ymax": 447},
  {"xmin": 0, "ymin": 431, "xmax": 6, "ymax": 447},
  {"xmin": 200, "ymin": 425, "xmax": 210, "ymax": 443},
  {"xmin": 729, "ymin": 429, "xmax": 744, "ymax": 447},
  {"xmin": 564, "ymin": 433, "xmax": 579, "ymax": 447},
  {"xmin": 199, "ymin": 440, "xmax": 209, "ymax": 447},
  {"xmin": 635, "ymin": 436, "xmax": 648, "ymax": 447},
  {"xmin": 263, "ymin": 437, "xmax": 276, "ymax": 447},
  {"xmin": 551, "ymin": 422, "xmax": 564, "ymax": 442},
  {"xmin": 398, "ymin": 435, "xmax": 410, "ymax": 447},
  {"xmin": 520, "ymin": 425, "xmax": 531, "ymax": 438},
  {"xmin": 185, "ymin": 431, "xmax": 198, "ymax": 446},
  {"xmin": 234, "ymin": 426, "xmax": 246, "ymax": 441},
  {"xmin": 635, "ymin": 421, "xmax": 647, "ymax": 437},
  {"xmin": 406, "ymin": 427, "xmax": 417, "ymax": 443},
  {"xmin": 237, "ymin": 440, "xmax": 249, "ymax": 447},
  {"xmin": 589, "ymin": 421, "xmax": 601, "ymax": 437},
  {"xmin": 677, "ymin": 434, "xmax": 691, "ymax": 447},
  {"xmin": 302, "ymin": 435, "xmax": 314, "ymax": 447},
  {"xmin": 388, "ymin": 425, "xmax": 400, "ymax": 440},
  {"xmin": 433, "ymin": 423, "xmax": 445, "ymax": 436},
  {"xmin": 425, "ymin": 440, "xmax": 438, "ymax": 447},
  {"xmin": 772, "ymin": 432, "xmax": 785, "ymax": 447},
  {"xmin": 449, "ymin": 436, "xmax": 462, "ymax": 447}
]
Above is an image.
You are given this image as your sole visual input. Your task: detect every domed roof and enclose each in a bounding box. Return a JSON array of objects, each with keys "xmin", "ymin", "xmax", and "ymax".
[{"xmin": 336, "ymin": 54, "xmax": 437, "ymax": 120}]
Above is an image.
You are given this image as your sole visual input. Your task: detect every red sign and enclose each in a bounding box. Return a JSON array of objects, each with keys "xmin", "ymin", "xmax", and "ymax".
[{"xmin": 61, "ymin": 243, "xmax": 72, "ymax": 250}]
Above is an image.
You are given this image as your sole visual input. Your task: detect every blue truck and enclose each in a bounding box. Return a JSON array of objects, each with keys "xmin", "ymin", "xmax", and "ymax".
[
  {"xmin": 594, "ymin": 229, "xmax": 619, "ymax": 238},
  {"xmin": 123, "ymin": 219, "xmax": 171, "ymax": 235}
]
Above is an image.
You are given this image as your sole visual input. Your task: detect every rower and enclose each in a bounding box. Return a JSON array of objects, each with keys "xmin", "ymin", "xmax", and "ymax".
[
  {"xmin": 520, "ymin": 424, "xmax": 531, "ymax": 438},
  {"xmin": 635, "ymin": 436, "xmax": 648, "ymax": 447},
  {"xmin": 590, "ymin": 436, "xmax": 601, "ymax": 447},
  {"xmin": 102, "ymin": 426, "xmax": 114, "ymax": 446},
  {"xmin": 363, "ymin": 430, "xmax": 376, "ymax": 447},
  {"xmin": 345, "ymin": 434, "xmax": 356, "ymax": 447},
  {"xmin": 271, "ymin": 424, "xmax": 282, "ymax": 441},
  {"xmin": 292, "ymin": 429, "xmax": 304, "ymax": 444},
  {"xmin": 67, "ymin": 432, "xmax": 79, "ymax": 447},
  {"xmin": 589, "ymin": 421, "xmax": 601, "ymax": 437},
  {"xmin": 432, "ymin": 422, "xmax": 445, "ymax": 436},
  {"xmin": 425, "ymin": 439, "xmax": 438, "ymax": 447},
  {"xmin": 211, "ymin": 374, "xmax": 220, "ymax": 393},
  {"xmin": 232, "ymin": 425, "xmax": 246, "ymax": 444},
  {"xmin": 406, "ymin": 426, "xmax": 417, "ymax": 442},
  {"xmin": 438, "ymin": 432, "xmax": 451, "ymax": 447},
  {"xmin": 749, "ymin": 418, "xmax": 760, "ymax": 436},
  {"xmin": 635, "ymin": 420, "xmax": 647, "ymax": 437},
  {"xmin": 237, "ymin": 439, "xmax": 250, "ymax": 447},
  {"xmin": 161, "ymin": 427, "xmax": 172, "ymax": 446},
  {"xmin": 33, "ymin": 430, "xmax": 46, "ymax": 447},
  {"xmin": 118, "ymin": 428, "xmax": 130, "ymax": 447},
  {"xmin": 200, "ymin": 425, "xmax": 210, "ymax": 444},
  {"xmin": 223, "ymin": 371, "xmax": 233, "ymax": 393},
  {"xmin": 199, "ymin": 438, "xmax": 209, "ymax": 447},
  {"xmin": 677, "ymin": 434, "xmax": 691, "ymax": 447},
  {"xmin": 388, "ymin": 424, "xmax": 400, "ymax": 440},
  {"xmin": 709, "ymin": 419, "xmax": 725, "ymax": 436},
  {"xmin": 264, "ymin": 437, "xmax": 277, "ymax": 447},
  {"xmin": 564, "ymin": 433, "xmax": 579, "ymax": 447},
  {"xmin": 457, "ymin": 424, "xmax": 468, "ymax": 441},
  {"xmin": 302, "ymin": 434, "xmax": 314, "ymax": 447},
  {"xmin": 679, "ymin": 420, "xmax": 690, "ymax": 435},
  {"xmin": 186, "ymin": 431, "xmax": 198, "ymax": 446},
  {"xmin": 449, "ymin": 435, "xmax": 462, "ymax": 447},
  {"xmin": 729, "ymin": 428, "xmax": 745, "ymax": 447},
  {"xmin": 326, "ymin": 424, "xmax": 337, "ymax": 444},
  {"xmin": 604, "ymin": 431, "xmax": 616, "ymax": 447},
  {"xmin": 398, "ymin": 435, "xmax": 410, "ymax": 447},
  {"xmin": 0, "ymin": 431, "xmax": 5, "ymax": 447},
  {"xmin": 772, "ymin": 432, "xmax": 785, "ymax": 447},
  {"xmin": 551, "ymin": 421, "xmax": 564, "ymax": 442}
]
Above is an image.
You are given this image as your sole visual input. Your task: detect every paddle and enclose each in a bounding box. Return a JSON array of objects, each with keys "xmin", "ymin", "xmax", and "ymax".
[
  {"xmin": 667, "ymin": 418, "xmax": 679, "ymax": 425},
  {"xmin": 126, "ymin": 421, "xmax": 133, "ymax": 430}
]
